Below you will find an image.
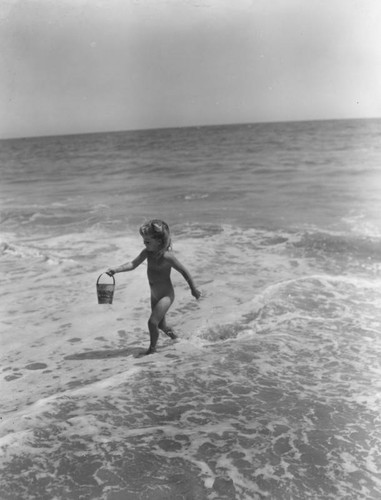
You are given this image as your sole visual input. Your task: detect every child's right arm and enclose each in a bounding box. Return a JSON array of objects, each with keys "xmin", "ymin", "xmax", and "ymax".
[{"xmin": 106, "ymin": 250, "xmax": 147, "ymax": 276}]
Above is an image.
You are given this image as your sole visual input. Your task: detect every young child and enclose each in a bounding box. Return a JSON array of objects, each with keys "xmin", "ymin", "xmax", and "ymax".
[{"xmin": 106, "ymin": 219, "xmax": 201, "ymax": 355}]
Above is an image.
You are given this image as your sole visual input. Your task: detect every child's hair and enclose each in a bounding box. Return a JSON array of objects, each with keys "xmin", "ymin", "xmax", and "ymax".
[{"xmin": 139, "ymin": 219, "xmax": 172, "ymax": 256}]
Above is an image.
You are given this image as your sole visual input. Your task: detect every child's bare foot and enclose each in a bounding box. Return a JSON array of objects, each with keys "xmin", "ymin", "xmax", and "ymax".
[
  {"xmin": 144, "ymin": 346, "xmax": 157, "ymax": 355},
  {"xmin": 162, "ymin": 328, "xmax": 177, "ymax": 340}
]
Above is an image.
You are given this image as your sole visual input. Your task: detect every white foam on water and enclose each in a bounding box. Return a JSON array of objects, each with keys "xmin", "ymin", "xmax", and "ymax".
[{"xmin": 1, "ymin": 224, "xmax": 381, "ymax": 499}]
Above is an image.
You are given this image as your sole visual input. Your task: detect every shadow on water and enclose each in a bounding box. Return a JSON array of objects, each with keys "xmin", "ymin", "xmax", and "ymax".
[{"xmin": 64, "ymin": 347, "xmax": 144, "ymax": 360}]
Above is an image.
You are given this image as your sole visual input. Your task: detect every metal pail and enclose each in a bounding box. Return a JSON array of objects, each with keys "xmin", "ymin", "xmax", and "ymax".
[{"xmin": 96, "ymin": 273, "xmax": 115, "ymax": 304}]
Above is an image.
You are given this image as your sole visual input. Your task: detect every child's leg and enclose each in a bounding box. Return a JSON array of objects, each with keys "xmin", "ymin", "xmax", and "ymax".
[
  {"xmin": 158, "ymin": 316, "xmax": 177, "ymax": 339},
  {"xmin": 152, "ymin": 298, "xmax": 167, "ymax": 334},
  {"xmin": 158, "ymin": 316, "xmax": 168, "ymax": 331},
  {"xmin": 146, "ymin": 296, "xmax": 173, "ymax": 354},
  {"xmin": 151, "ymin": 297, "xmax": 176, "ymax": 339}
]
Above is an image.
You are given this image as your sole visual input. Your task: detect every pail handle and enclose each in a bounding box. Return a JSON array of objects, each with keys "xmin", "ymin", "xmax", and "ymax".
[{"xmin": 97, "ymin": 273, "xmax": 115, "ymax": 286}]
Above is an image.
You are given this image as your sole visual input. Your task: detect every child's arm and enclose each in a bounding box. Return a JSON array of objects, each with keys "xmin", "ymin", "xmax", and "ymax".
[
  {"xmin": 106, "ymin": 250, "xmax": 147, "ymax": 276},
  {"xmin": 166, "ymin": 253, "xmax": 201, "ymax": 299}
]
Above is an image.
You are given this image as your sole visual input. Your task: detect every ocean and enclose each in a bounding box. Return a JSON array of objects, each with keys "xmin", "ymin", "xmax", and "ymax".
[{"xmin": 1, "ymin": 118, "xmax": 381, "ymax": 499}]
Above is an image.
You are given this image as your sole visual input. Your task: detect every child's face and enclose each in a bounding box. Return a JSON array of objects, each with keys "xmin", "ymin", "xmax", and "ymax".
[{"xmin": 142, "ymin": 236, "xmax": 161, "ymax": 253}]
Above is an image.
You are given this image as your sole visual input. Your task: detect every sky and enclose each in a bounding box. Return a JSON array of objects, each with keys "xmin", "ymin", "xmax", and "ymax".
[{"xmin": 1, "ymin": 0, "xmax": 381, "ymax": 139}]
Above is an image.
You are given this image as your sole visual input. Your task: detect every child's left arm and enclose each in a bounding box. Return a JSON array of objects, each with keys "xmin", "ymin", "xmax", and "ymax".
[{"xmin": 166, "ymin": 253, "xmax": 201, "ymax": 299}]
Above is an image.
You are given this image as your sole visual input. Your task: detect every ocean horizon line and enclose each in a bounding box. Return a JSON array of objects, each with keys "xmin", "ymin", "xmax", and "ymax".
[{"xmin": 1, "ymin": 115, "xmax": 380, "ymax": 142}]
